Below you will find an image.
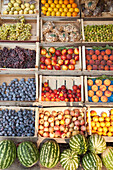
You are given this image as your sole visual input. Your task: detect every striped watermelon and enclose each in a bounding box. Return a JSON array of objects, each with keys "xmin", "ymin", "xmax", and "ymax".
[
  {"xmin": 0, "ymin": 140, "xmax": 16, "ymax": 169},
  {"xmin": 88, "ymin": 134, "xmax": 106, "ymax": 154},
  {"xmin": 60, "ymin": 149, "xmax": 80, "ymax": 170},
  {"xmin": 40, "ymin": 140, "xmax": 60, "ymax": 168},
  {"xmin": 101, "ymin": 147, "xmax": 113, "ymax": 170},
  {"xmin": 17, "ymin": 141, "xmax": 39, "ymax": 167},
  {"xmin": 82, "ymin": 152, "xmax": 102, "ymax": 170},
  {"xmin": 69, "ymin": 134, "xmax": 88, "ymax": 155}
]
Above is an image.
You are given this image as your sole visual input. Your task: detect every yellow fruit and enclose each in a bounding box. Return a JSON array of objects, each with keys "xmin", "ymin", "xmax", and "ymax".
[
  {"xmin": 41, "ymin": 6, "xmax": 47, "ymax": 11},
  {"xmin": 41, "ymin": 0, "xmax": 46, "ymax": 4},
  {"xmin": 107, "ymin": 132, "xmax": 112, "ymax": 137},
  {"xmin": 56, "ymin": 11, "xmax": 61, "ymax": 16},
  {"xmin": 61, "ymin": 11, "xmax": 66, "ymax": 16},
  {"xmin": 98, "ymin": 127, "xmax": 103, "ymax": 132},
  {"xmin": 111, "ymin": 109, "xmax": 113, "ymax": 114},
  {"xmin": 69, "ymin": 0, "xmax": 74, "ymax": 4},
  {"xmin": 59, "ymin": 0, "xmax": 64, "ymax": 4},
  {"xmin": 46, "ymin": 11, "xmax": 51, "ymax": 16},
  {"xmin": 100, "ymin": 122, "xmax": 105, "ymax": 127},
  {"xmin": 67, "ymin": 11, "xmax": 71, "ymax": 16},
  {"xmin": 48, "ymin": 0, "xmax": 53, "ymax": 4},
  {"xmin": 103, "ymin": 127, "xmax": 108, "ymax": 132},
  {"xmin": 97, "ymin": 131, "xmax": 102, "ymax": 136},
  {"xmin": 42, "ymin": 10, "xmax": 46, "ymax": 14},
  {"xmin": 74, "ymin": 8, "xmax": 79, "ymax": 13},
  {"xmin": 67, "ymin": 4, "xmax": 71, "ymax": 8},
  {"xmin": 69, "ymin": 7, "xmax": 73, "ymax": 12},
  {"xmin": 51, "ymin": 11, "xmax": 56, "ymax": 16},
  {"xmin": 64, "ymin": 7, "xmax": 68, "ymax": 12},
  {"xmin": 45, "ymin": 3, "xmax": 49, "ymax": 8},
  {"xmin": 51, "ymin": 3, "xmax": 55, "ymax": 8},
  {"xmin": 59, "ymin": 8, "xmax": 63, "ymax": 12},
  {"xmin": 62, "ymin": 4, "xmax": 66, "ymax": 8},
  {"xmin": 56, "ymin": 4, "xmax": 61, "ymax": 8},
  {"xmin": 48, "ymin": 7, "xmax": 53, "ymax": 11},
  {"xmin": 54, "ymin": 7, "xmax": 58, "ymax": 12},
  {"xmin": 54, "ymin": 0, "xmax": 58, "ymax": 4}
]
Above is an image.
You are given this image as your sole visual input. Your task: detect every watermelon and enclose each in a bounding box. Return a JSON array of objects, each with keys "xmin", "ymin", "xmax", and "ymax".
[
  {"xmin": 60, "ymin": 149, "xmax": 80, "ymax": 170},
  {"xmin": 69, "ymin": 134, "xmax": 88, "ymax": 155},
  {"xmin": 82, "ymin": 152, "xmax": 102, "ymax": 170},
  {"xmin": 0, "ymin": 140, "xmax": 16, "ymax": 169},
  {"xmin": 88, "ymin": 134, "xmax": 106, "ymax": 154},
  {"xmin": 40, "ymin": 140, "xmax": 60, "ymax": 168},
  {"xmin": 101, "ymin": 146, "xmax": 113, "ymax": 170},
  {"xmin": 17, "ymin": 141, "xmax": 39, "ymax": 167}
]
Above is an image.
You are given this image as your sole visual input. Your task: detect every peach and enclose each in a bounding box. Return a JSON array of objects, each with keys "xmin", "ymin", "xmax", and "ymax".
[
  {"xmin": 105, "ymin": 90, "xmax": 112, "ymax": 97},
  {"xmin": 101, "ymin": 51, "xmax": 105, "ymax": 56},
  {"xmin": 69, "ymin": 65, "xmax": 75, "ymax": 70},
  {"xmin": 95, "ymin": 79, "xmax": 102, "ymax": 86},
  {"xmin": 87, "ymin": 65, "xmax": 92, "ymax": 70},
  {"xmin": 88, "ymin": 79, "xmax": 94, "ymax": 86},
  {"xmin": 92, "ymin": 54, "xmax": 97, "ymax": 60},
  {"xmin": 108, "ymin": 85, "xmax": 113, "ymax": 92},
  {"xmin": 45, "ymin": 58, "xmax": 51, "ymax": 65},
  {"xmin": 89, "ymin": 49, "xmax": 94, "ymax": 55},
  {"xmin": 105, "ymin": 65, "xmax": 109, "ymax": 70},
  {"xmin": 110, "ymin": 55, "xmax": 113, "ymax": 61},
  {"xmin": 70, "ymin": 59, "xmax": 76, "ymax": 65},
  {"xmin": 98, "ymin": 65, "xmax": 104, "ymax": 70},
  {"xmin": 92, "ymin": 95, "xmax": 99, "ymax": 102},
  {"xmin": 88, "ymin": 90, "xmax": 94, "ymax": 97},
  {"xmin": 110, "ymin": 65, "xmax": 113, "ymax": 70},
  {"xmin": 101, "ymin": 60, "xmax": 106, "ymax": 66},
  {"xmin": 89, "ymin": 60, "xmax": 95, "ymax": 65},
  {"xmin": 92, "ymin": 85, "xmax": 98, "ymax": 91},
  {"xmin": 107, "ymin": 60, "xmax": 113, "ymax": 66},
  {"xmin": 95, "ymin": 50, "xmax": 100, "ymax": 55},
  {"xmin": 104, "ymin": 79, "xmax": 111, "ymax": 86},
  {"xmin": 100, "ymin": 85, "xmax": 107, "ymax": 91},
  {"xmin": 93, "ymin": 65, "xmax": 98, "ymax": 70},
  {"xmin": 86, "ymin": 55, "xmax": 91, "ymax": 60},
  {"xmin": 105, "ymin": 49, "xmax": 111, "ymax": 55},
  {"xmin": 103, "ymin": 55, "xmax": 108, "ymax": 61},
  {"xmin": 95, "ymin": 60, "xmax": 100, "ymax": 66},
  {"xmin": 98, "ymin": 55, "xmax": 103, "ymax": 60},
  {"xmin": 96, "ymin": 90, "xmax": 103, "ymax": 97},
  {"xmin": 101, "ymin": 96, "xmax": 108, "ymax": 102}
]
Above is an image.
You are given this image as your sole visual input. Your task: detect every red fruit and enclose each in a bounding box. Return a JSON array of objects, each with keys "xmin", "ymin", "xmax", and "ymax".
[
  {"xmin": 62, "ymin": 49, "xmax": 67, "ymax": 55},
  {"xmin": 47, "ymin": 65, "xmax": 53, "ymax": 70},
  {"xmin": 69, "ymin": 65, "xmax": 75, "ymax": 70},
  {"xmin": 87, "ymin": 65, "xmax": 92, "ymax": 70},
  {"xmin": 40, "ymin": 64, "xmax": 46, "ymax": 69},
  {"xmin": 40, "ymin": 56, "xmax": 46, "ymax": 63},
  {"xmin": 89, "ymin": 60, "xmax": 95, "ymax": 65},
  {"xmin": 80, "ymin": 119, "xmax": 85, "ymax": 125},
  {"xmin": 68, "ymin": 48, "xmax": 74, "ymax": 54},
  {"xmin": 70, "ymin": 110, "xmax": 75, "ymax": 116},
  {"xmin": 89, "ymin": 49, "xmax": 94, "ymax": 55},
  {"xmin": 95, "ymin": 60, "xmax": 100, "ymax": 66},
  {"xmin": 55, "ymin": 50, "xmax": 62, "ymax": 56},
  {"xmin": 60, "ymin": 125, "xmax": 65, "ymax": 131},
  {"xmin": 60, "ymin": 96, "xmax": 65, "ymax": 101},
  {"xmin": 86, "ymin": 55, "xmax": 91, "ymax": 60},
  {"xmin": 52, "ymin": 60, "xmax": 57, "ymax": 66},
  {"xmin": 68, "ymin": 89, "xmax": 72, "ymax": 93},
  {"xmin": 67, "ymin": 54, "xmax": 72, "ymax": 60},
  {"xmin": 81, "ymin": 125, "xmax": 86, "ymax": 131},
  {"xmin": 54, "ymin": 64, "xmax": 61, "ymax": 70},
  {"xmin": 98, "ymin": 55, "xmax": 103, "ymax": 60},
  {"xmin": 45, "ymin": 58, "xmax": 51, "ymax": 65},
  {"xmin": 46, "ymin": 53, "xmax": 52, "ymax": 58},
  {"xmin": 110, "ymin": 55, "xmax": 113, "ymax": 61},
  {"xmin": 65, "ymin": 98, "xmax": 69, "ymax": 102},
  {"xmin": 44, "ymin": 82, "xmax": 48, "ymax": 87},
  {"xmin": 74, "ymin": 48, "xmax": 79, "ymax": 54},
  {"xmin": 58, "ymin": 59, "xmax": 64, "ymax": 65},
  {"xmin": 95, "ymin": 50, "xmax": 100, "ymax": 55},
  {"xmin": 101, "ymin": 60, "xmax": 106, "ymax": 65},
  {"xmin": 49, "ymin": 47, "xmax": 55, "ymax": 54},
  {"xmin": 54, "ymin": 125, "xmax": 60, "ymax": 131},
  {"xmin": 98, "ymin": 65, "xmax": 104, "ymax": 70},
  {"xmin": 105, "ymin": 49, "xmax": 111, "ymax": 55},
  {"xmin": 64, "ymin": 93, "xmax": 68, "ymax": 98},
  {"xmin": 75, "ymin": 120, "xmax": 80, "ymax": 126},
  {"xmin": 55, "ymin": 94, "xmax": 59, "ymax": 98},
  {"xmin": 107, "ymin": 60, "xmax": 113, "ymax": 66},
  {"xmin": 43, "ymin": 132, "xmax": 49, "ymax": 137},
  {"xmin": 70, "ymin": 98, "xmax": 74, "ymax": 102},
  {"xmin": 54, "ymin": 89, "xmax": 58, "ymax": 94},
  {"xmin": 74, "ymin": 54, "xmax": 79, "ymax": 61},
  {"xmin": 58, "ymin": 88, "xmax": 62, "ymax": 92},
  {"xmin": 61, "ymin": 85, "xmax": 66, "ymax": 89},
  {"xmin": 65, "ymin": 118, "xmax": 71, "ymax": 125},
  {"xmin": 61, "ymin": 132, "xmax": 66, "ymax": 138},
  {"xmin": 77, "ymin": 93, "xmax": 81, "ymax": 97},
  {"xmin": 77, "ymin": 89, "xmax": 81, "ymax": 93},
  {"xmin": 85, "ymin": 49, "xmax": 89, "ymax": 55},
  {"xmin": 64, "ymin": 109, "xmax": 70, "ymax": 115},
  {"xmin": 101, "ymin": 51, "xmax": 105, "ymax": 56},
  {"xmin": 103, "ymin": 55, "xmax": 108, "ymax": 61},
  {"xmin": 75, "ymin": 97, "xmax": 79, "ymax": 102},
  {"xmin": 64, "ymin": 60, "xmax": 70, "ymax": 65},
  {"xmin": 73, "ymin": 85, "xmax": 77, "ymax": 90},
  {"xmin": 52, "ymin": 55, "xmax": 57, "ymax": 60},
  {"xmin": 92, "ymin": 54, "xmax": 97, "ymax": 60},
  {"xmin": 55, "ymin": 130, "xmax": 61, "ymax": 137},
  {"xmin": 110, "ymin": 65, "xmax": 113, "ymax": 70},
  {"xmin": 45, "ymin": 86, "xmax": 50, "ymax": 91},
  {"xmin": 105, "ymin": 65, "xmax": 109, "ymax": 70},
  {"xmin": 41, "ymin": 48, "xmax": 47, "ymax": 55},
  {"xmin": 70, "ymin": 59, "xmax": 76, "ymax": 65},
  {"xmin": 72, "ymin": 94, "xmax": 76, "ymax": 98},
  {"xmin": 61, "ymin": 55, "xmax": 67, "ymax": 60},
  {"xmin": 68, "ymin": 94, "xmax": 73, "ymax": 98},
  {"xmin": 78, "ymin": 116, "xmax": 82, "ymax": 120},
  {"xmin": 93, "ymin": 65, "xmax": 98, "ymax": 70},
  {"xmin": 62, "ymin": 65, "xmax": 68, "ymax": 70}
]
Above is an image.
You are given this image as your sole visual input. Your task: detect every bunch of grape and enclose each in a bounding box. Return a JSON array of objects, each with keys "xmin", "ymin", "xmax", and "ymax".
[{"xmin": 0, "ymin": 17, "xmax": 32, "ymax": 41}]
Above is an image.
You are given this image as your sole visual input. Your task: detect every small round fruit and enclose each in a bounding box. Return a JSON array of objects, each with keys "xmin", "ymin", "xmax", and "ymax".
[
  {"xmin": 61, "ymin": 12, "xmax": 66, "ymax": 16},
  {"xmin": 21, "ymin": 4, "xmax": 25, "ymax": 9},
  {"xmin": 14, "ymin": 11, "xmax": 18, "ymax": 15},
  {"xmin": 92, "ymin": 95, "xmax": 99, "ymax": 102},
  {"xmin": 30, "ymin": 4, "xmax": 35, "ymax": 10},
  {"xmin": 25, "ymin": 3, "xmax": 30, "ymax": 8},
  {"xmin": 67, "ymin": 12, "xmax": 71, "ymax": 17}
]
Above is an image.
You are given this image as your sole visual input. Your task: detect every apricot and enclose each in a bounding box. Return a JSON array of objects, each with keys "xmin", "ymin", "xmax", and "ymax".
[
  {"xmin": 88, "ymin": 79, "xmax": 94, "ymax": 86},
  {"xmin": 93, "ymin": 65, "xmax": 98, "ymax": 70},
  {"xmin": 95, "ymin": 50, "xmax": 100, "ymax": 55},
  {"xmin": 105, "ymin": 65, "xmax": 109, "ymax": 70},
  {"xmin": 105, "ymin": 49, "xmax": 111, "ymax": 55},
  {"xmin": 100, "ymin": 122, "xmax": 105, "ymax": 127},
  {"xmin": 101, "ymin": 51, "xmax": 105, "ymax": 56},
  {"xmin": 101, "ymin": 60, "xmax": 106, "ymax": 66},
  {"xmin": 107, "ymin": 132, "xmax": 112, "ymax": 137},
  {"xmin": 101, "ymin": 112, "xmax": 107, "ymax": 117},
  {"xmin": 92, "ymin": 54, "xmax": 97, "ymax": 60},
  {"xmin": 89, "ymin": 60, "xmax": 95, "ymax": 65},
  {"xmin": 102, "ymin": 132, "xmax": 107, "ymax": 136},
  {"xmin": 95, "ymin": 122, "xmax": 100, "ymax": 128},
  {"xmin": 109, "ymin": 126, "xmax": 113, "ymax": 132},
  {"xmin": 99, "ymin": 117, "xmax": 104, "ymax": 122},
  {"xmin": 110, "ymin": 55, "xmax": 113, "ymax": 61},
  {"xmin": 88, "ymin": 90, "xmax": 94, "ymax": 97},
  {"xmin": 90, "ymin": 110, "xmax": 97, "ymax": 116},
  {"xmin": 92, "ymin": 95, "xmax": 99, "ymax": 102},
  {"xmin": 101, "ymin": 96, "xmax": 108, "ymax": 102},
  {"xmin": 89, "ymin": 49, "xmax": 94, "ymax": 55},
  {"xmin": 107, "ymin": 60, "xmax": 113, "ymax": 66},
  {"xmin": 96, "ymin": 90, "xmax": 103, "ymax": 97},
  {"xmin": 87, "ymin": 65, "xmax": 92, "ymax": 70},
  {"xmin": 91, "ymin": 121, "xmax": 95, "ymax": 127},
  {"xmin": 93, "ymin": 126, "xmax": 98, "ymax": 131},
  {"xmin": 103, "ymin": 55, "xmax": 108, "ymax": 61},
  {"xmin": 105, "ymin": 117, "xmax": 110, "ymax": 122},
  {"xmin": 98, "ymin": 127, "xmax": 103, "ymax": 132},
  {"xmin": 95, "ymin": 79, "xmax": 102, "ymax": 86},
  {"xmin": 95, "ymin": 60, "xmax": 100, "ymax": 66},
  {"xmin": 100, "ymin": 85, "xmax": 106, "ymax": 91},
  {"xmin": 98, "ymin": 55, "xmax": 103, "ymax": 61},
  {"xmin": 104, "ymin": 79, "xmax": 111, "ymax": 86},
  {"xmin": 105, "ymin": 90, "xmax": 112, "ymax": 97},
  {"xmin": 108, "ymin": 85, "xmax": 113, "ymax": 92},
  {"xmin": 92, "ymin": 85, "xmax": 98, "ymax": 92},
  {"xmin": 86, "ymin": 55, "xmax": 91, "ymax": 60},
  {"xmin": 103, "ymin": 127, "xmax": 108, "ymax": 132},
  {"xmin": 93, "ymin": 116, "xmax": 99, "ymax": 122}
]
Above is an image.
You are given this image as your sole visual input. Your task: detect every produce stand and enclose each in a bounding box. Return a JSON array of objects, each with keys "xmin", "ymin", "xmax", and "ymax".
[{"xmin": 0, "ymin": 0, "xmax": 113, "ymax": 169}]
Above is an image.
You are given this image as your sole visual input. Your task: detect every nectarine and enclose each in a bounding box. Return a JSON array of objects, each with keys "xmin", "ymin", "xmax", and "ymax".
[
  {"xmin": 108, "ymin": 85, "xmax": 113, "ymax": 92},
  {"xmin": 88, "ymin": 90, "xmax": 94, "ymax": 97},
  {"xmin": 96, "ymin": 90, "xmax": 103, "ymax": 97},
  {"xmin": 105, "ymin": 90, "xmax": 112, "ymax": 97},
  {"xmin": 100, "ymin": 85, "xmax": 107, "ymax": 91},
  {"xmin": 101, "ymin": 96, "xmax": 108, "ymax": 102},
  {"xmin": 92, "ymin": 85, "xmax": 98, "ymax": 91},
  {"xmin": 104, "ymin": 79, "xmax": 111, "ymax": 86},
  {"xmin": 105, "ymin": 49, "xmax": 111, "ymax": 55},
  {"xmin": 92, "ymin": 95, "xmax": 99, "ymax": 102},
  {"xmin": 88, "ymin": 79, "xmax": 94, "ymax": 86},
  {"xmin": 95, "ymin": 79, "xmax": 102, "ymax": 86}
]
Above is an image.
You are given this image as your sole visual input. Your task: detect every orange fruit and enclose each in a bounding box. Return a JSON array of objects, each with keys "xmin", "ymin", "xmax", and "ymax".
[
  {"xmin": 93, "ymin": 116, "xmax": 99, "ymax": 122},
  {"xmin": 64, "ymin": 7, "xmax": 68, "ymax": 12},
  {"xmin": 54, "ymin": 7, "xmax": 58, "ymax": 12},
  {"xmin": 41, "ymin": 0, "xmax": 46, "ymax": 4},
  {"xmin": 42, "ymin": 10, "xmax": 46, "ymax": 14},
  {"xmin": 103, "ymin": 126, "xmax": 108, "ymax": 132},
  {"xmin": 105, "ymin": 121, "xmax": 110, "ymax": 127},
  {"xmin": 67, "ymin": 4, "xmax": 71, "ymax": 8},
  {"xmin": 51, "ymin": 3, "xmax": 55, "ymax": 8},
  {"xmin": 62, "ymin": 4, "xmax": 66, "ymax": 8},
  {"xmin": 48, "ymin": 7, "xmax": 53, "ymax": 11},
  {"xmin": 67, "ymin": 11, "xmax": 71, "ymax": 17},
  {"xmin": 105, "ymin": 117, "xmax": 110, "ymax": 122},
  {"xmin": 61, "ymin": 12, "xmax": 66, "ymax": 16},
  {"xmin": 93, "ymin": 126, "xmax": 98, "ymax": 131},
  {"xmin": 64, "ymin": 0, "xmax": 69, "ymax": 5},
  {"xmin": 69, "ymin": 7, "xmax": 73, "ymax": 12},
  {"xmin": 51, "ymin": 11, "xmax": 56, "ymax": 16},
  {"xmin": 54, "ymin": 0, "xmax": 58, "ymax": 4},
  {"xmin": 46, "ymin": 11, "xmax": 51, "ymax": 16},
  {"xmin": 69, "ymin": 0, "xmax": 74, "ymax": 4},
  {"xmin": 59, "ymin": 0, "xmax": 64, "ymax": 4},
  {"xmin": 100, "ymin": 122, "xmax": 105, "ymax": 127},
  {"xmin": 56, "ymin": 11, "xmax": 61, "ymax": 16},
  {"xmin": 72, "ymin": 3, "xmax": 77, "ymax": 8},
  {"xmin": 91, "ymin": 121, "xmax": 95, "ymax": 127},
  {"xmin": 74, "ymin": 7, "xmax": 79, "ymax": 13},
  {"xmin": 99, "ymin": 117, "xmax": 104, "ymax": 122},
  {"xmin": 101, "ymin": 112, "xmax": 107, "ymax": 117},
  {"xmin": 72, "ymin": 11, "xmax": 77, "ymax": 17},
  {"xmin": 45, "ymin": 3, "xmax": 50, "ymax": 8},
  {"xmin": 97, "ymin": 131, "xmax": 102, "ymax": 136},
  {"xmin": 110, "ymin": 115, "xmax": 113, "ymax": 120},
  {"xmin": 107, "ymin": 132, "xmax": 112, "ymax": 137},
  {"xmin": 98, "ymin": 127, "xmax": 103, "ymax": 132},
  {"xmin": 90, "ymin": 110, "xmax": 97, "ymax": 116},
  {"xmin": 56, "ymin": 4, "xmax": 61, "ymax": 8},
  {"xmin": 111, "ymin": 109, "xmax": 113, "ymax": 115},
  {"xmin": 95, "ymin": 122, "xmax": 100, "ymax": 128},
  {"xmin": 109, "ymin": 126, "xmax": 113, "ymax": 132},
  {"xmin": 48, "ymin": 0, "xmax": 53, "ymax": 4}
]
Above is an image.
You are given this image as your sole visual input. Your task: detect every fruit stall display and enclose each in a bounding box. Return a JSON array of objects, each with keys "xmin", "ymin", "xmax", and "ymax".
[
  {"xmin": 41, "ymin": 0, "xmax": 80, "ymax": 17},
  {"xmin": 38, "ymin": 107, "xmax": 86, "ymax": 142},
  {"xmin": 83, "ymin": 45, "xmax": 113, "ymax": 71},
  {"xmin": 39, "ymin": 46, "xmax": 81, "ymax": 71},
  {"xmin": 86, "ymin": 108, "xmax": 113, "ymax": 139},
  {"xmin": 41, "ymin": 20, "xmax": 81, "ymax": 43},
  {"xmin": 39, "ymin": 75, "xmax": 83, "ymax": 104},
  {"xmin": 85, "ymin": 75, "xmax": 113, "ymax": 103},
  {"xmin": 82, "ymin": 20, "xmax": 113, "ymax": 42},
  {"xmin": 1, "ymin": 0, "xmax": 38, "ymax": 16}
]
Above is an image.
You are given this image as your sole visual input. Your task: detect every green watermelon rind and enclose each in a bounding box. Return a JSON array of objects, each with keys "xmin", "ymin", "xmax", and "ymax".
[{"xmin": 17, "ymin": 141, "xmax": 39, "ymax": 167}]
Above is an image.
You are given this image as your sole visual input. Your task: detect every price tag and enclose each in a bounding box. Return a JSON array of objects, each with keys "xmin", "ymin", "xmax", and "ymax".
[{"xmin": 3, "ymin": 0, "xmax": 10, "ymax": 4}]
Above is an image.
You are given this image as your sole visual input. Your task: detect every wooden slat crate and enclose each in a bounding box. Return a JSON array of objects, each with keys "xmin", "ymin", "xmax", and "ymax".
[
  {"xmin": 0, "ymin": 0, "xmax": 39, "ymax": 18},
  {"xmin": 81, "ymin": 19, "xmax": 113, "ymax": 43},
  {"xmin": 39, "ymin": 75, "xmax": 84, "ymax": 106},
  {"xmin": 0, "ymin": 106, "xmax": 38, "ymax": 138},
  {"xmin": 40, "ymin": 19, "xmax": 82, "ymax": 44},
  {"xmin": 0, "ymin": 73, "xmax": 38, "ymax": 103},
  {"xmin": 38, "ymin": 45, "xmax": 81, "ymax": 71},
  {"xmin": 87, "ymin": 106, "xmax": 113, "ymax": 142},
  {"xmin": 81, "ymin": 12, "xmax": 113, "ymax": 18},
  {"xmin": 37, "ymin": 107, "xmax": 87, "ymax": 144},
  {"xmin": 0, "ymin": 17, "xmax": 39, "ymax": 42},
  {"xmin": 0, "ymin": 42, "xmax": 39, "ymax": 71}
]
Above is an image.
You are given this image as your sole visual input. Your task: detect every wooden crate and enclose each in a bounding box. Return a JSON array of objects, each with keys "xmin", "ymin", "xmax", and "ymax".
[
  {"xmin": 37, "ymin": 107, "xmax": 87, "ymax": 144},
  {"xmin": 81, "ymin": 19, "xmax": 113, "ymax": 43},
  {"xmin": 39, "ymin": 75, "xmax": 84, "ymax": 106},
  {"xmin": 38, "ymin": 45, "xmax": 81, "ymax": 71},
  {"xmin": 0, "ymin": 17, "xmax": 39, "ymax": 42},
  {"xmin": 0, "ymin": 106, "xmax": 38, "ymax": 138},
  {"xmin": 0, "ymin": 0, "xmax": 39, "ymax": 18},
  {"xmin": 81, "ymin": 12, "xmax": 113, "ymax": 18},
  {"xmin": 40, "ymin": 19, "xmax": 82, "ymax": 44},
  {"xmin": 0, "ymin": 42, "xmax": 39, "ymax": 71},
  {"xmin": 87, "ymin": 106, "xmax": 113, "ymax": 142},
  {"xmin": 0, "ymin": 73, "xmax": 38, "ymax": 103}
]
